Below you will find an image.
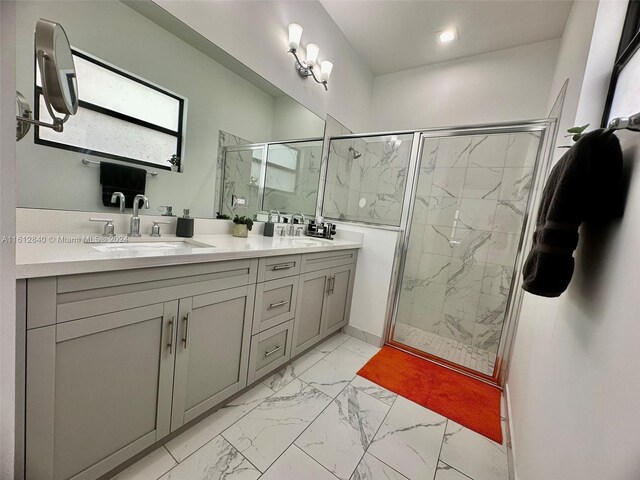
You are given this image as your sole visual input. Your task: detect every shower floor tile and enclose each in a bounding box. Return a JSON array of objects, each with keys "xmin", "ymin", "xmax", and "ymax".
[{"xmin": 393, "ymin": 323, "xmax": 496, "ymax": 375}]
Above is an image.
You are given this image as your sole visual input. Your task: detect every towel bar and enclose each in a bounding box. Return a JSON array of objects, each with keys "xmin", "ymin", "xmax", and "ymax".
[
  {"xmin": 81, "ymin": 158, "xmax": 159, "ymax": 177},
  {"xmin": 607, "ymin": 112, "xmax": 640, "ymax": 132}
]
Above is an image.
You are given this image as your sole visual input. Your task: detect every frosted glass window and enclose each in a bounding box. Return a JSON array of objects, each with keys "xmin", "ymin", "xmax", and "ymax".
[
  {"xmin": 35, "ymin": 49, "xmax": 185, "ymax": 171},
  {"xmin": 38, "ymin": 98, "xmax": 177, "ymax": 168},
  {"xmin": 73, "ymin": 56, "xmax": 181, "ymax": 131}
]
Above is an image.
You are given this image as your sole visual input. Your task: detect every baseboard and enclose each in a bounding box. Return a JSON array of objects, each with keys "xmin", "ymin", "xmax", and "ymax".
[
  {"xmin": 504, "ymin": 383, "xmax": 518, "ymax": 480},
  {"xmin": 342, "ymin": 324, "xmax": 382, "ymax": 347}
]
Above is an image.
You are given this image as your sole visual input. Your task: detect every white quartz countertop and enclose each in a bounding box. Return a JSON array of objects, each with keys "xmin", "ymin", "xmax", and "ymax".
[{"xmin": 15, "ymin": 234, "xmax": 362, "ymax": 279}]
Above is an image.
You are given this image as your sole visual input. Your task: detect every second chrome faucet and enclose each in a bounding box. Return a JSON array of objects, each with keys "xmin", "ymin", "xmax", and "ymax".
[{"xmin": 129, "ymin": 194, "xmax": 150, "ymax": 237}]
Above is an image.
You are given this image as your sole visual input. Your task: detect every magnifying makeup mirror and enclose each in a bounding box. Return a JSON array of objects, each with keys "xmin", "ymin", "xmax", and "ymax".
[{"xmin": 16, "ymin": 18, "xmax": 79, "ymax": 141}]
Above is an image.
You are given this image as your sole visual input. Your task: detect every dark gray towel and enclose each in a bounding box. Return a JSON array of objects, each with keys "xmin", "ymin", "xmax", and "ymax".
[
  {"xmin": 522, "ymin": 129, "xmax": 622, "ymax": 297},
  {"xmin": 99, "ymin": 162, "xmax": 146, "ymax": 209}
]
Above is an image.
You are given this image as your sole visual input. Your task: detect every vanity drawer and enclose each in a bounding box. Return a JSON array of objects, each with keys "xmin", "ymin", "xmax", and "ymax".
[
  {"xmin": 302, "ymin": 249, "xmax": 358, "ymax": 273},
  {"xmin": 257, "ymin": 255, "xmax": 301, "ymax": 282},
  {"xmin": 253, "ymin": 277, "xmax": 298, "ymax": 334},
  {"xmin": 247, "ymin": 320, "xmax": 294, "ymax": 383}
]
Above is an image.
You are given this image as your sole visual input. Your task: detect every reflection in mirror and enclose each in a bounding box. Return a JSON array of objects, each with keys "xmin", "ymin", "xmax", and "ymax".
[
  {"xmin": 219, "ymin": 139, "xmax": 323, "ymax": 220},
  {"xmin": 264, "ymin": 140, "xmax": 322, "ymax": 217},
  {"xmin": 15, "ymin": 1, "xmax": 325, "ymax": 219}
]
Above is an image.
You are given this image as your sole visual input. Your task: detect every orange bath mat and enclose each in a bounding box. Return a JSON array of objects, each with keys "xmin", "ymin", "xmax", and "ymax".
[{"xmin": 357, "ymin": 346, "xmax": 503, "ymax": 443}]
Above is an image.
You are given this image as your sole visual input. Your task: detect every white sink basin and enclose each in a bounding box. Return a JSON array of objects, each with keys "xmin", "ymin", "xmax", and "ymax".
[{"xmin": 92, "ymin": 241, "xmax": 211, "ymax": 252}]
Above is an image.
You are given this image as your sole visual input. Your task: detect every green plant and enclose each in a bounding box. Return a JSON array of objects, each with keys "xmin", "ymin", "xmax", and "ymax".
[
  {"xmin": 216, "ymin": 212, "xmax": 231, "ymax": 220},
  {"xmin": 169, "ymin": 154, "xmax": 181, "ymax": 167},
  {"xmin": 559, "ymin": 124, "xmax": 590, "ymax": 149},
  {"xmin": 232, "ymin": 215, "xmax": 253, "ymax": 231}
]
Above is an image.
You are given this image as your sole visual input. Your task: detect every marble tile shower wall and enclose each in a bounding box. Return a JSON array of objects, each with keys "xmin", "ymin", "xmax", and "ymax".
[
  {"xmin": 397, "ymin": 132, "xmax": 540, "ymax": 354},
  {"xmin": 216, "ymin": 131, "xmax": 252, "ymax": 215},
  {"xmin": 323, "ymin": 135, "xmax": 413, "ymax": 226},
  {"xmin": 220, "ymin": 147, "xmax": 262, "ymax": 217}
]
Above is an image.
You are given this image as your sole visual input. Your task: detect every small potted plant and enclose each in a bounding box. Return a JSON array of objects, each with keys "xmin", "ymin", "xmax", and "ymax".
[
  {"xmin": 232, "ymin": 215, "xmax": 253, "ymax": 238},
  {"xmin": 169, "ymin": 154, "xmax": 181, "ymax": 172}
]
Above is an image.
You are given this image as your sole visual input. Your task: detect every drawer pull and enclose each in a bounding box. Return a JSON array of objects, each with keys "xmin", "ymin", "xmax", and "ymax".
[
  {"xmin": 272, "ymin": 263, "xmax": 295, "ymax": 271},
  {"xmin": 269, "ymin": 300, "xmax": 289, "ymax": 309},
  {"xmin": 167, "ymin": 316, "xmax": 175, "ymax": 354},
  {"xmin": 264, "ymin": 345, "xmax": 284, "ymax": 357}
]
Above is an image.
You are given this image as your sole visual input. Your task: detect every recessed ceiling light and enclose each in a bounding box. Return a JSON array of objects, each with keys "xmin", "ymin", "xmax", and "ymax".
[{"xmin": 438, "ymin": 28, "xmax": 458, "ymax": 44}]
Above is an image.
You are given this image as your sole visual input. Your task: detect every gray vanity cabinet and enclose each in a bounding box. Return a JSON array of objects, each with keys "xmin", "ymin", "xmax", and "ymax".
[
  {"xmin": 170, "ymin": 285, "xmax": 254, "ymax": 430},
  {"xmin": 26, "ymin": 301, "xmax": 178, "ymax": 480},
  {"xmin": 292, "ymin": 269, "xmax": 331, "ymax": 355},
  {"xmin": 292, "ymin": 252, "xmax": 357, "ymax": 355},
  {"xmin": 324, "ymin": 263, "xmax": 356, "ymax": 336}
]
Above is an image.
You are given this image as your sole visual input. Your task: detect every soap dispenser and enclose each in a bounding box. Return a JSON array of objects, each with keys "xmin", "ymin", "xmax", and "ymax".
[{"xmin": 176, "ymin": 209, "xmax": 194, "ymax": 238}]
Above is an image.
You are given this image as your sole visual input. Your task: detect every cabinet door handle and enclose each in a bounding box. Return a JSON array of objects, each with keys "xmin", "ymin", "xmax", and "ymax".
[
  {"xmin": 182, "ymin": 312, "xmax": 190, "ymax": 349},
  {"xmin": 326, "ymin": 276, "xmax": 332, "ymax": 296},
  {"xmin": 264, "ymin": 345, "xmax": 284, "ymax": 357},
  {"xmin": 269, "ymin": 300, "xmax": 289, "ymax": 309},
  {"xmin": 272, "ymin": 263, "xmax": 294, "ymax": 271},
  {"xmin": 167, "ymin": 316, "xmax": 175, "ymax": 354},
  {"xmin": 328, "ymin": 276, "xmax": 335, "ymax": 295}
]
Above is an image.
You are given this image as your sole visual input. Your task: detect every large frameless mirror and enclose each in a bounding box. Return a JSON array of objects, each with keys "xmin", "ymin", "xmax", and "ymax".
[{"xmin": 16, "ymin": 18, "xmax": 78, "ymax": 141}]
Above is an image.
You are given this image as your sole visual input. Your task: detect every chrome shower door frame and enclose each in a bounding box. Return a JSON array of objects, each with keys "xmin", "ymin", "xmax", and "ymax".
[{"xmin": 383, "ymin": 119, "xmax": 557, "ymax": 387}]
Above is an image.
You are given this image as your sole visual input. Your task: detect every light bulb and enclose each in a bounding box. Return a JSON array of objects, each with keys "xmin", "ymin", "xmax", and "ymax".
[
  {"xmin": 320, "ymin": 61, "xmax": 333, "ymax": 82},
  {"xmin": 288, "ymin": 23, "xmax": 303, "ymax": 51},
  {"xmin": 438, "ymin": 28, "xmax": 457, "ymax": 44},
  {"xmin": 306, "ymin": 43, "xmax": 319, "ymax": 67}
]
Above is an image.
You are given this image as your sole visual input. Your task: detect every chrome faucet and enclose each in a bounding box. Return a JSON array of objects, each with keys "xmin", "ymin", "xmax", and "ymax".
[
  {"xmin": 110, "ymin": 192, "xmax": 125, "ymax": 213},
  {"xmin": 129, "ymin": 194, "xmax": 150, "ymax": 237},
  {"xmin": 289, "ymin": 213, "xmax": 306, "ymax": 236},
  {"xmin": 268, "ymin": 210, "xmax": 281, "ymax": 222}
]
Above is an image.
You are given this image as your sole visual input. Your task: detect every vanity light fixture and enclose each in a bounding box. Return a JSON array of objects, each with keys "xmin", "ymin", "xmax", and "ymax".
[
  {"xmin": 287, "ymin": 23, "xmax": 333, "ymax": 90},
  {"xmin": 438, "ymin": 28, "xmax": 458, "ymax": 44}
]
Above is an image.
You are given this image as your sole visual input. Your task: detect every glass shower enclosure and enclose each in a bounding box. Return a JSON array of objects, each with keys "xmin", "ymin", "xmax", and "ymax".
[{"xmin": 324, "ymin": 120, "xmax": 556, "ymax": 384}]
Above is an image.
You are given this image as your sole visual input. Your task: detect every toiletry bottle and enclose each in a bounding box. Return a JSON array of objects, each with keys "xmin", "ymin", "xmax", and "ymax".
[
  {"xmin": 263, "ymin": 214, "xmax": 274, "ymax": 237},
  {"xmin": 176, "ymin": 209, "xmax": 194, "ymax": 238}
]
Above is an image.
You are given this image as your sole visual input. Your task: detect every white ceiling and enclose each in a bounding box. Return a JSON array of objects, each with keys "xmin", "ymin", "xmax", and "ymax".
[{"xmin": 319, "ymin": 0, "xmax": 573, "ymax": 75}]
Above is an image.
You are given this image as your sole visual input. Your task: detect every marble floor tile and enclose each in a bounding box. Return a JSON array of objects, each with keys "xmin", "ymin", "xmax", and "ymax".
[
  {"xmin": 368, "ymin": 397, "xmax": 447, "ymax": 480},
  {"xmin": 434, "ymin": 461, "xmax": 472, "ymax": 480},
  {"xmin": 296, "ymin": 385, "xmax": 390, "ymax": 479},
  {"xmin": 299, "ymin": 347, "xmax": 369, "ymax": 397},
  {"xmin": 351, "ymin": 453, "xmax": 409, "ymax": 480},
  {"xmin": 340, "ymin": 337, "xmax": 381, "ymax": 360},
  {"xmin": 259, "ymin": 445, "xmax": 337, "ymax": 480},
  {"xmin": 262, "ymin": 348, "xmax": 326, "ymax": 392},
  {"xmin": 350, "ymin": 376, "xmax": 397, "ymax": 406},
  {"xmin": 110, "ymin": 447, "xmax": 176, "ymax": 480},
  {"xmin": 221, "ymin": 378, "xmax": 331, "ymax": 472},
  {"xmin": 158, "ymin": 436, "xmax": 259, "ymax": 480},
  {"xmin": 165, "ymin": 384, "xmax": 274, "ymax": 462},
  {"xmin": 439, "ymin": 421, "xmax": 508, "ymax": 480},
  {"xmin": 316, "ymin": 332, "xmax": 351, "ymax": 353}
]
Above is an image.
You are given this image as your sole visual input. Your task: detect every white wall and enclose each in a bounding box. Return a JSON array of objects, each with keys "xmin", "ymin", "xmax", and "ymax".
[
  {"xmin": 0, "ymin": 3, "xmax": 17, "ymax": 479},
  {"xmin": 368, "ymin": 39, "xmax": 560, "ymax": 131},
  {"xmin": 335, "ymin": 223, "xmax": 399, "ymax": 342},
  {"xmin": 153, "ymin": 0, "xmax": 374, "ymax": 132},
  {"xmin": 507, "ymin": 2, "xmax": 638, "ymax": 479}
]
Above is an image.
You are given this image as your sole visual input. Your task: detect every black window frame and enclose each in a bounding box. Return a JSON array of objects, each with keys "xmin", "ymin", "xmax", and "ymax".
[
  {"xmin": 601, "ymin": 0, "xmax": 640, "ymax": 127},
  {"xmin": 34, "ymin": 49, "xmax": 185, "ymax": 172}
]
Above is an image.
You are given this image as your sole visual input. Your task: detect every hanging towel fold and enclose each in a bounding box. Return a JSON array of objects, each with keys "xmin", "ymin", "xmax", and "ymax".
[
  {"xmin": 99, "ymin": 162, "xmax": 147, "ymax": 209},
  {"xmin": 522, "ymin": 129, "xmax": 623, "ymax": 297}
]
